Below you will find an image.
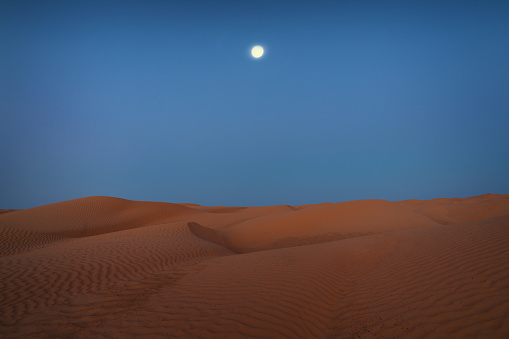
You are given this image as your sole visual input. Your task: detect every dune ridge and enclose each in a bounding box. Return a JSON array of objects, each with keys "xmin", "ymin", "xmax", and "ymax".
[
  {"xmin": 0, "ymin": 196, "xmax": 203, "ymax": 238},
  {"xmin": 1, "ymin": 194, "xmax": 508, "ymax": 338}
]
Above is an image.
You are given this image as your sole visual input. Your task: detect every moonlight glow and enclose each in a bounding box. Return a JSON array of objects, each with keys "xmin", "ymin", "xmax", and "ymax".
[{"xmin": 251, "ymin": 45, "xmax": 264, "ymax": 58}]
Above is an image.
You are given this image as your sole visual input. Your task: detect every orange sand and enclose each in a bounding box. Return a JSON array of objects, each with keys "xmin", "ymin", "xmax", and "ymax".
[{"xmin": 1, "ymin": 194, "xmax": 508, "ymax": 338}]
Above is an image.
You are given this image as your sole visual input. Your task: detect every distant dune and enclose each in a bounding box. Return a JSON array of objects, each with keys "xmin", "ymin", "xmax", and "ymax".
[
  {"xmin": 0, "ymin": 209, "xmax": 18, "ymax": 215},
  {"xmin": 1, "ymin": 194, "xmax": 508, "ymax": 338}
]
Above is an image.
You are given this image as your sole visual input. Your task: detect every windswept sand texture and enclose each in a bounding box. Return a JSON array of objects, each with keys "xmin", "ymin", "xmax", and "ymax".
[{"xmin": 1, "ymin": 194, "xmax": 508, "ymax": 338}]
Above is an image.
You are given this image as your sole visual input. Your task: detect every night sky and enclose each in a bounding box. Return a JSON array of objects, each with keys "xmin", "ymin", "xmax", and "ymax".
[{"xmin": 2, "ymin": 1, "xmax": 509, "ymax": 209}]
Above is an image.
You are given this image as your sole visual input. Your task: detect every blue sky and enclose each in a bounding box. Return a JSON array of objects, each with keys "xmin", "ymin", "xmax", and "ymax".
[{"xmin": 1, "ymin": 1, "xmax": 508, "ymax": 208}]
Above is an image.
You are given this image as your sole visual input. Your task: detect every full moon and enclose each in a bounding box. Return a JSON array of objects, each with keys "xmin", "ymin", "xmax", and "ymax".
[{"xmin": 251, "ymin": 45, "xmax": 264, "ymax": 58}]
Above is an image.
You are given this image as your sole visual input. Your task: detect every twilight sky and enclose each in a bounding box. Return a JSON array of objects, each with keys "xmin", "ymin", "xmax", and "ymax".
[{"xmin": 1, "ymin": 0, "xmax": 509, "ymax": 209}]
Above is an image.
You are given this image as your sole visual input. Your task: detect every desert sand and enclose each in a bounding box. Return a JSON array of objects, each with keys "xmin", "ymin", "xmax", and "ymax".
[{"xmin": 1, "ymin": 194, "xmax": 508, "ymax": 338}]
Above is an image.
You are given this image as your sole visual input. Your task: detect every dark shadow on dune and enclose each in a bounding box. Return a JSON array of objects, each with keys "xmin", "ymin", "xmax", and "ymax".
[
  {"xmin": 187, "ymin": 221, "xmax": 369, "ymax": 254},
  {"xmin": 187, "ymin": 222, "xmax": 238, "ymax": 253}
]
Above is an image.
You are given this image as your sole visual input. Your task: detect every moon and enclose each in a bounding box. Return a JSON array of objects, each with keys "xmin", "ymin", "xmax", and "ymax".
[{"xmin": 251, "ymin": 45, "xmax": 264, "ymax": 58}]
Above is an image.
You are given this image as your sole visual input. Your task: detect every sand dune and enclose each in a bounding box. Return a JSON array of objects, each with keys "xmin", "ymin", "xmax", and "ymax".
[
  {"xmin": 0, "ymin": 209, "xmax": 18, "ymax": 215},
  {"xmin": 0, "ymin": 196, "xmax": 203, "ymax": 237},
  {"xmin": 1, "ymin": 194, "xmax": 508, "ymax": 338},
  {"xmin": 396, "ymin": 193, "xmax": 509, "ymax": 224},
  {"xmin": 209, "ymin": 199, "xmax": 441, "ymax": 253}
]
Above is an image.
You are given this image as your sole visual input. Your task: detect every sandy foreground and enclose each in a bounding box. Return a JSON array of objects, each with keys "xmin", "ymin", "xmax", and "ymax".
[{"xmin": 1, "ymin": 194, "xmax": 508, "ymax": 338}]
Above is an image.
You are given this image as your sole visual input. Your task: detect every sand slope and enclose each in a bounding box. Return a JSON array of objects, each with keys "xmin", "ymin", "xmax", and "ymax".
[
  {"xmin": 116, "ymin": 215, "xmax": 509, "ymax": 338},
  {"xmin": 1, "ymin": 194, "xmax": 508, "ymax": 338}
]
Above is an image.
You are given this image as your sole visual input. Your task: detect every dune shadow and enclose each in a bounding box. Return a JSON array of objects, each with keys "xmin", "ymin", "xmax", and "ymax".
[
  {"xmin": 187, "ymin": 222, "xmax": 238, "ymax": 253},
  {"xmin": 187, "ymin": 221, "xmax": 369, "ymax": 254}
]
